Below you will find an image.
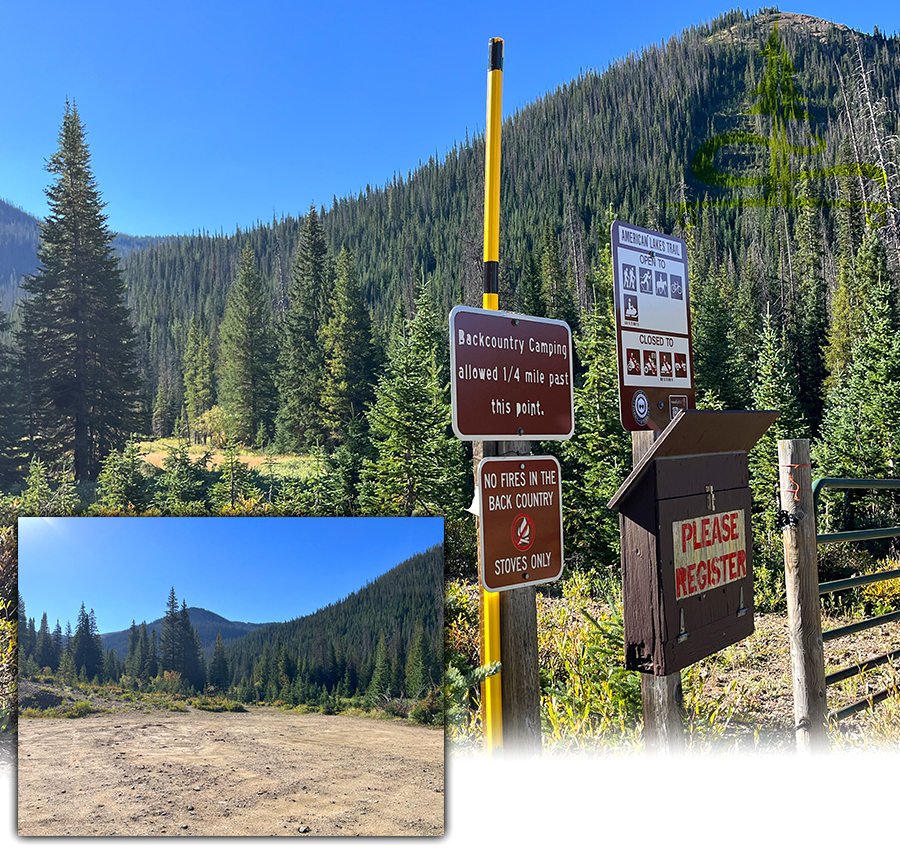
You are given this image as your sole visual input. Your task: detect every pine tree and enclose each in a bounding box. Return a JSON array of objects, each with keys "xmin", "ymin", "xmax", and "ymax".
[
  {"xmin": 404, "ymin": 619, "xmax": 431, "ymax": 700},
  {"xmin": 518, "ymin": 251, "xmax": 546, "ymax": 318},
  {"xmin": 183, "ymin": 319, "xmax": 214, "ymax": 441},
  {"xmin": 320, "ymin": 246, "xmax": 375, "ymax": 445},
  {"xmin": 17, "ymin": 102, "xmax": 142, "ymax": 480},
  {"xmin": 71, "ymin": 603, "xmax": 103, "ymax": 682},
  {"xmin": 541, "ymin": 221, "xmax": 579, "ymax": 328},
  {"xmin": 208, "ymin": 632, "xmax": 230, "ymax": 691},
  {"xmin": 0, "ymin": 310, "xmax": 22, "ymax": 485},
  {"xmin": 178, "ymin": 602, "xmax": 205, "ymax": 690},
  {"xmin": 217, "ymin": 246, "xmax": 277, "ymax": 444},
  {"xmin": 691, "ymin": 266, "xmax": 741, "ymax": 407},
  {"xmin": 125, "ymin": 620, "xmax": 140, "ymax": 678},
  {"xmin": 103, "ymin": 648, "xmax": 119, "ymax": 683},
  {"xmin": 138, "ymin": 622, "xmax": 153, "ymax": 681},
  {"xmin": 149, "ymin": 628, "xmax": 159, "ymax": 679},
  {"xmin": 35, "ymin": 612, "xmax": 54, "ymax": 670},
  {"xmin": 275, "ymin": 204, "xmax": 332, "ymax": 452},
  {"xmin": 95, "ymin": 437, "xmax": 153, "ymax": 511},
  {"xmin": 558, "ymin": 233, "xmax": 631, "ymax": 571},
  {"xmin": 153, "ymin": 441, "xmax": 211, "ymax": 512},
  {"xmin": 748, "ymin": 309, "xmax": 807, "ymax": 609},
  {"xmin": 366, "ymin": 633, "xmax": 390, "ymax": 703},
  {"xmin": 159, "ymin": 588, "xmax": 180, "ymax": 674},
  {"xmin": 151, "ymin": 380, "xmax": 173, "ymax": 439},
  {"xmin": 20, "ymin": 456, "xmax": 79, "ymax": 516},
  {"xmin": 24, "ymin": 617, "xmax": 36, "ymax": 666},
  {"xmin": 815, "ymin": 230, "xmax": 900, "ymax": 485},
  {"xmin": 792, "ymin": 172, "xmax": 828, "ymax": 435},
  {"xmin": 358, "ymin": 288, "xmax": 468, "ymax": 517},
  {"xmin": 210, "ymin": 443, "xmax": 258, "ymax": 509},
  {"xmin": 51, "ymin": 620, "xmax": 64, "ymax": 670}
]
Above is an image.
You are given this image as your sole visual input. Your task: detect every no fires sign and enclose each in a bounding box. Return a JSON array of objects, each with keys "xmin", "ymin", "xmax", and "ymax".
[{"xmin": 476, "ymin": 455, "xmax": 564, "ymax": 592}]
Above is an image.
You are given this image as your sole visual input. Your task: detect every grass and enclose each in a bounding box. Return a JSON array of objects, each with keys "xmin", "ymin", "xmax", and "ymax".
[
  {"xmin": 191, "ymin": 696, "xmax": 246, "ymax": 712},
  {"xmin": 137, "ymin": 437, "xmax": 316, "ymax": 481},
  {"xmin": 21, "ymin": 700, "xmax": 103, "ymax": 720},
  {"xmin": 445, "ymin": 570, "xmax": 900, "ymax": 755}
]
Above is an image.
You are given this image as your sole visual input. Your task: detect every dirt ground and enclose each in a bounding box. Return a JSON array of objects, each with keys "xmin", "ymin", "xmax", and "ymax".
[{"xmin": 16, "ymin": 707, "xmax": 444, "ymax": 837}]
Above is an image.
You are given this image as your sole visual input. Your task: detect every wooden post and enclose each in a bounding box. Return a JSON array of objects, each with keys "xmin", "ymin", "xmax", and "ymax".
[
  {"xmin": 476, "ymin": 438, "xmax": 542, "ymax": 756},
  {"xmin": 632, "ymin": 429, "xmax": 685, "ymax": 754},
  {"xmin": 778, "ymin": 438, "xmax": 828, "ymax": 753}
]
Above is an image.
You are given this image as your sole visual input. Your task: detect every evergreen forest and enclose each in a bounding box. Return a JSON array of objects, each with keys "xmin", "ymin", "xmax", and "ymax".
[
  {"xmin": 4, "ymin": 8, "xmax": 900, "ymax": 738},
  {"xmin": 17, "ymin": 545, "xmax": 443, "ymax": 720}
]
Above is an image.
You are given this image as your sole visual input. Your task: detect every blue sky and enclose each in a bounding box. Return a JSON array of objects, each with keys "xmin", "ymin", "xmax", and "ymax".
[
  {"xmin": 1, "ymin": 2, "xmax": 896, "ymax": 238},
  {"xmin": 17, "ymin": 516, "xmax": 444, "ymax": 634}
]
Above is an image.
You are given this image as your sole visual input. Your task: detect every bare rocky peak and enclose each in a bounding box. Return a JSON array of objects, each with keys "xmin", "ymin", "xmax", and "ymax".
[{"xmin": 712, "ymin": 10, "xmax": 858, "ymax": 46}]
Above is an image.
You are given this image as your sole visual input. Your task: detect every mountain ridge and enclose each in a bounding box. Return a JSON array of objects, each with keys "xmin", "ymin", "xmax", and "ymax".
[
  {"xmin": 3, "ymin": 9, "xmax": 898, "ymax": 397},
  {"xmin": 100, "ymin": 606, "xmax": 274, "ymax": 661},
  {"xmin": 0, "ymin": 198, "xmax": 172, "ymax": 313}
]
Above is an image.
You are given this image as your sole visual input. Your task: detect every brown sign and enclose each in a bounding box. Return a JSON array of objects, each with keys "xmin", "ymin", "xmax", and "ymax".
[
  {"xmin": 450, "ymin": 306, "xmax": 574, "ymax": 440},
  {"xmin": 477, "ymin": 455, "xmax": 564, "ymax": 592},
  {"xmin": 611, "ymin": 220, "xmax": 696, "ymax": 432},
  {"xmin": 606, "ymin": 410, "xmax": 778, "ymax": 676}
]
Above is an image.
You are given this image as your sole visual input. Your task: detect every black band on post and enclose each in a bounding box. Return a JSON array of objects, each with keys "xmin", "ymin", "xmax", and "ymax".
[
  {"xmin": 488, "ymin": 38, "xmax": 504, "ymax": 72},
  {"xmin": 483, "ymin": 260, "xmax": 499, "ymax": 297}
]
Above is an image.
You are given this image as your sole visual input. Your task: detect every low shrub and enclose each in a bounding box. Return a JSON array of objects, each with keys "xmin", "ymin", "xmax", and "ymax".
[
  {"xmin": 410, "ymin": 689, "xmax": 442, "ymax": 726},
  {"xmin": 861, "ymin": 557, "xmax": 900, "ymax": 614},
  {"xmin": 193, "ymin": 696, "xmax": 245, "ymax": 712},
  {"xmin": 20, "ymin": 700, "xmax": 99, "ymax": 719},
  {"xmin": 64, "ymin": 700, "xmax": 97, "ymax": 718}
]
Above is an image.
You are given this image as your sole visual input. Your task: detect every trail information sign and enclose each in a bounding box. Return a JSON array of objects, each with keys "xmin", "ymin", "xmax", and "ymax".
[
  {"xmin": 611, "ymin": 220, "xmax": 696, "ymax": 432},
  {"xmin": 476, "ymin": 455, "xmax": 564, "ymax": 592},
  {"xmin": 450, "ymin": 306, "xmax": 574, "ymax": 440}
]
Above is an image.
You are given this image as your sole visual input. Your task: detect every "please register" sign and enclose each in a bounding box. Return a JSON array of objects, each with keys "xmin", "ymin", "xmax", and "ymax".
[{"xmin": 672, "ymin": 510, "xmax": 747, "ymax": 601}]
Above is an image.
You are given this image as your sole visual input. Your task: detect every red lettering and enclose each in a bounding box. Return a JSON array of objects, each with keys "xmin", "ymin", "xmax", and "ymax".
[
  {"xmin": 720, "ymin": 514, "xmax": 731, "ymax": 543},
  {"xmin": 692, "ymin": 520, "xmax": 702, "ymax": 551},
  {"xmin": 711, "ymin": 515, "xmax": 722, "ymax": 545},
  {"xmin": 682, "ymin": 523, "xmax": 693, "ymax": 555},
  {"xmin": 701, "ymin": 517, "xmax": 711, "ymax": 548},
  {"xmin": 730, "ymin": 512, "xmax": 739, "ymax": 541},
  {"xmin": 687, "ymin": 563, "xmax": 697, "ymax": 595},
  {"xmin": 727, "ymin": 551, "xmax": 737, "ymax": 582},
  {"xmin": 737, "ymin": 549, "xmax": 746, "ymax": 578},
  {"xmin": 676, "ymin": 567, "xmax": 687, "ymax": 599},
  {"xmin": 710, "ymin": 555, "xmax": 721, "ymax": 587},
  {"xmin": 697, "ymin": 560, "xmax": 707, "ymax": 591}
]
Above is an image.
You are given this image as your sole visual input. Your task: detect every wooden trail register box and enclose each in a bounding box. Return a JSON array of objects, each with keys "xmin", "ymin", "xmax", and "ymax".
[{"xmin": 608, "ymin": 410, "xmax": 778, "ymax": 676}]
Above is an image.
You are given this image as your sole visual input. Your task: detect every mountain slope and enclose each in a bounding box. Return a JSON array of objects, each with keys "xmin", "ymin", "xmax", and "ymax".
[
  {"xmin": 100, "ymin": 606, "xmax": 272, "ymax": 660},
  {"xmin": 112, "ymin": 9, "xmax": 899, "ymax": 393},
  {"xmin": 223, "ymin": 544, "xmax": 444, "ymax": 698},
  {"xmin": 0, "ymin": 200, "xmax": 40, "ymax": 314},
  {"xmin": 0, "ymin": 198, "xmax": 172, "ymax": 314},
  {"xmin": 4, "ymin": 10, "xmax": 898, "ymax": 413}
]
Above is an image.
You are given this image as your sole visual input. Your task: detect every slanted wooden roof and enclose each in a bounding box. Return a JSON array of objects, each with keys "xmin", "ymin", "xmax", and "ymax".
[{"xmin": 607, "ymin": 410, "xmax": 779, "ymax": 511}]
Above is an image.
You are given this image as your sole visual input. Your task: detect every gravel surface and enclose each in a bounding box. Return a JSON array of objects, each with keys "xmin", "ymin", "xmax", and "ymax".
[{"xmin": 17, "ymin": 707, "xmax": 444, "ymax": 837}]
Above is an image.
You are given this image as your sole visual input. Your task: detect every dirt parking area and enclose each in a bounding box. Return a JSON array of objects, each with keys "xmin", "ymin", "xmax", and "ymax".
[{"xmin": 17, "ymin": 707, "xmax": 444, "ymax": 837}]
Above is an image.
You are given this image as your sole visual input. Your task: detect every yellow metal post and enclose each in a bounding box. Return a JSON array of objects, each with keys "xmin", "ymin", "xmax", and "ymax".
[{"xmin": 481, "ymin": 36, "xmax": 504, "ymax": 754}]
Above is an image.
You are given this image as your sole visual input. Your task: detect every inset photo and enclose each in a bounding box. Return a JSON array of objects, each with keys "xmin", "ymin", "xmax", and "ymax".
[{"xmin": 16, "ymin": 516, "xmax": 444, "ymax": 837}]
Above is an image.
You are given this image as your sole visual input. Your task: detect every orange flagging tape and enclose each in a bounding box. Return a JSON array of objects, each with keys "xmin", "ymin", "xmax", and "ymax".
[{"xmin": 779, "ymin": 463, "xmax": 811, "ymax": 502}]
